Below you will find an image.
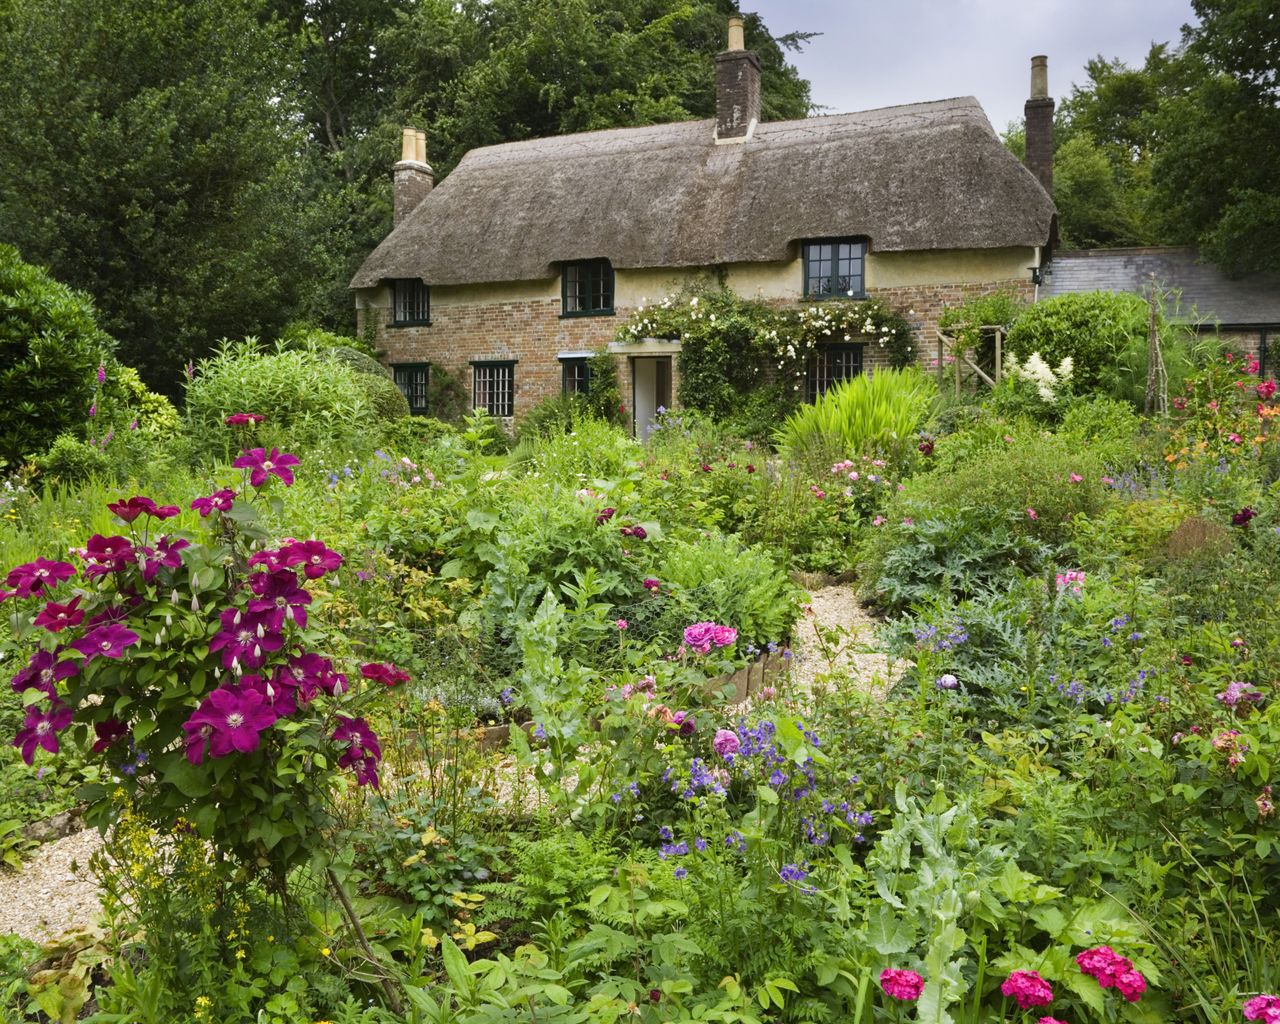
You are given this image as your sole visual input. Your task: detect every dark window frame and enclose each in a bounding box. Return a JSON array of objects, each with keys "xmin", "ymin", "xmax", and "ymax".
[
  {"xmin": 390, "ymin": 278, "xmax": 431, "ymax": 326},
  {"xmin": 560, "ymin": 259, "xmax": 616, "ymax": 318},
  {"xmin": 801, "ymin": 239, "xmax": 868, "ymax": 300},
  {"xmin": 560, "ymin": 357, "xmax": 592, "ymax": 395},
  {"xmin": 471, "ymin": 359, "xmax": 516, "ymax": 417},
  {"xmin": 806, "ymin": 343, "xmax": 865, "ymax": 403},
  {"xmin": 392, "ymin": 363, "xmax": 430, "ymax": 416}
]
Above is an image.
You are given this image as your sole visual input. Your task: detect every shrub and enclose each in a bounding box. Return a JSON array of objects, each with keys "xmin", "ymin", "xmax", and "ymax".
[
  {"xmin": 352, "ymin": 371, "xmax": 411, "ymax": 422},
  {"xmin": 516, "ymin": 393, "xmax": 591, "ymax": 442},
  {"xmin": 30, "ymin": 434, "xmax": 111, "ymax": 484},
  {"xmin": 184, "ymin": 337, "xmax": 370, "ymax": 456},
  {"xmin": 775, "ymin": 367, "xmax": 937, "ymax": 462},
  {"xmin": 1059, "ymin": 396, "xmax": 1148, "ymax": 470},
  {"xmin": 0, "ymin": 244, "xmax": 113, "ymax": 466},
  {"xmin": 427, "ymin": 364, "xmax": 471, "ymax": 424},
  {"xmin": 97, "ymin": 363, "xmax": 182, "ymax": 437},
  {"xmin": 1006, "ymin": 291, "xmax": 1150, "ymax": 394}
]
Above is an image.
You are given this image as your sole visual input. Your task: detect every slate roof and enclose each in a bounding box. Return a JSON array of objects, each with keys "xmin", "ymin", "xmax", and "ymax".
[
  {"xmin": 351, "ymin": 97, "xmax": 1055, "ymax": 289},
  {"xmin": 1044, "ymin": 247, "xmax": 1280, "ymax": 326}
]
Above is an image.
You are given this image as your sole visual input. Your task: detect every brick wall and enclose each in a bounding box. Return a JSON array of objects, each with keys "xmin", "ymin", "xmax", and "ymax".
[{"xmin": 359, "ymin": 276, "xmax": 1037, "ymax": 424}]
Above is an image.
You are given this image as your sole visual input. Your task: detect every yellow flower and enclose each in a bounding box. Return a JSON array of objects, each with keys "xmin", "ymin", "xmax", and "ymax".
[
  {"xmin": 235, "ymin": 949, "xmax": 246, "ymax": 960},
  {"xmin": 321, "ymin": 947, "xmax": 331, "ymax": 957}
]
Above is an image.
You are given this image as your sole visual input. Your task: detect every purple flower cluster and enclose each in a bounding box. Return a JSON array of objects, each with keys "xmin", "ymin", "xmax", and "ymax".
[{"xmin": 913, "ymin": 620, "xmax": 968, "ymax": 652}]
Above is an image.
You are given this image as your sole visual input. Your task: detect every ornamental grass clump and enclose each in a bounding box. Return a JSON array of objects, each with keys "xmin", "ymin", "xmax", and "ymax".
[{"xmin": 3, "ymin": 431, "xmax": 407, "ymax": 879}]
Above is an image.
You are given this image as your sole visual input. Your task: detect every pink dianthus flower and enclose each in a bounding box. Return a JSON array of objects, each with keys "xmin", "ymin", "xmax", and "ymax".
[
  {"xmin": 879, "ymin": 968, "xmax": 924, "ymax": 1002},
  {"xmin": 1001, "ymin": 970, "xmax": 1053, "ymax": 1009}
]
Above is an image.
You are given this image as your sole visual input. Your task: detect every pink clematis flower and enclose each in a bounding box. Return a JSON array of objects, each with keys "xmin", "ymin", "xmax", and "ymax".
[
  {"xmin": 34, "ymin": 596, "xmax": 85, "ymax": 633},
  {"xmin": 80, "ymin": 535, "xmax": 136, "ymax": 578},
  {"xmin": 248, "ymin": 569, "xmax": 312, "ymax": 628},
  {"xmin": 208, "ymin": 607, "xmax": 284, "ymax": 670},
  {"xmin": 277, "ymin": 539, "xmax": 343, "ymax": 579},
  {"xmin": 273, "ymin": 651, "xmax": 346, "ymax": 704},
  {"xmin": 4, "ymin": 557, "xmax": 78, "ymax": 598},
  {"xmin": 360, "ymin": 662, "xmax": 410, "ymax": 687},
  {"xmin": 234, "ymin": 447, "xmax": 300, "ymax": 488},
  {"xmin": 107, "ymin": 496, "xmax": 181, "ymax": 522},
  {"xmin": 14, "ymin": 700, "xmax": 75, "ymax": 764},
  {"xmin": 224, "ymin": 413, "xmax": 265, "ymax": 426},
  {"xmin": 182, "ymin": 685, "xmax": 279, "ymax": 763},
  {"xmin": 10, "ymin": 648, "xmax": 78, "ymax": 695},
  {"xmin": 70, "ymin": 624, "xmax": 140, "ymax": 663},
  {"xmin": 190, "ymin": 488, "xmax": 237, "ymax": 517}
]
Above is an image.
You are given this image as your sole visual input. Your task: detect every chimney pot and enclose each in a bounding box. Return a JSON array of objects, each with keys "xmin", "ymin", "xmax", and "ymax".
[
  {"xmin": 393, "ymin": 126, "xmax": 434, "ymax": 226},
  {"xmin": 1023, "ymin": 57, "xmax": 1054, "ymax": 196},
  {"xmin": 1030, "ymin": 55, "xmax": 1049, "ymax": 99},
  {"xmin": 727, "ymin": 15, "xmax": 745, "ymax": 51},
  {"xmin": 715, "ymin": 18, "xmax": 760, "ymax": 143}
]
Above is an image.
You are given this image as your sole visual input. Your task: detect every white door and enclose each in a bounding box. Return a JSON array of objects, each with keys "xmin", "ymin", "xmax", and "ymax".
[{"xmin": 632, "ymin": 357, "xmax": 671, "ymax": 440}]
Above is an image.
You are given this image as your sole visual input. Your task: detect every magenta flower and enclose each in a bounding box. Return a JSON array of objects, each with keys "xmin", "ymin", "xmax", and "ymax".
[
  {"xmin": 234, "ymin": 447, "xmax": 300, "ymax": 488},
  {"xmin": 713, "ymin": 728, "xmax": 740, "ymax": 758},
  {"xmin": 11, "ymin": 649, "xmax": 78, "ymax": 695},
  {"xmin": 274, "ymin": 651, "xmax": 345, "ymax": 703},
  {"xmin": 14, "ymin": 700, "xmax": 75, "ymax": 764},
  {"xmin": 278, "ymin": 539, "xmax": 343, "ymax": 579},
  {"xmin": 683, "ymin": 621, "xmax": 737, "ymax": 655},
  {"xmin": 1115, "ymin": 969, "xmax": 1147, "ymax": 1002},
  {"xmin": 34, "ymin": 596, "xmax": 85, "ymax": 633},
  {"xmin": 80, "ymin": 534, "xmax": 136, "ymax": 578},
  {"xmin": 96, "ymin": 363, "xmax": 106, "ymax": 384},
  {"xmin": 360, "ymin": 662, "xmax": 410, "ymax": 687},
  {"xmin": 4, "ymin": 557, "xmax": 78, "ymax": 598},
  {"xmin": 643, "ymin": 577, "xmax": 660, "ymax": 591},
  {"xmin": 190, "ymin": 488, "xmax": 237, "ymax": 517},
  {"xmin": 1232, "ymin": 506, "xmax": 1256, "ymax": 527},
  {"xmin": 629, "ymin": 525, "xmax": 647, "ymax": 540},
  {"xmin": 182, "ymin": 685, "xmax": 279, "ymax": 763},
  {"xmin": 208, "ymin": 607, "xmax": 284, "ymax": 669},
  {"xmin": 92, "ymin": 719, "xmax": 130, "ymax": 753},
  {"xmin": 248, "ymin": 569, "xmax": 312, "ymax": 628},
  {"xmin": 1001, "ymin": 970, "xmax": 1053, "ymax": 1010},
  {"xmin": 333, "ymin": 715, "xmax": 382, "ymax": 788},
  {"xmin": 1077, "ymin": 946, "xmax": 1136, "ymax": 993},
  {"xmin": 238, "ymin": 673, "xmax": 297, "ymax": 718},
  {"xmin": 247, "ymin": 548, "xmax": 284, "ymax": 571},
  {"xmin": 1038, "ymin": 1018, "xmax": 1070, "ymax": 1024},
  {"xmin": 71, "ymin": 624, "xmax": 140, "ymax": 663},
  {"xmin": 224, "ymin": 412, "xmax": 265, "ymax": 426},
  {"xmin": 616, "ymin": 618, "xmax": 629, "ymax": 631},
  {"xmin": 1244, "ymin": 995, "xmax": 1280, "ymax": 1021},
  {"xmin": 137, "ymin": 536, "xmax": 190, "ymax": 582},
  {"xmin": 879, "ymin": 968, "xmax": 924, "ymax": 1002},
  {"xmin": 670, "ymin": 710, "xmax": 696, "ymax": 736},
  {"xmin": 106, "ymin": 495, "xmax": 180, "ymax": 522},
  {"xmin": 595, "ymin": 507, "xmax": 616, "ymax": 524}
]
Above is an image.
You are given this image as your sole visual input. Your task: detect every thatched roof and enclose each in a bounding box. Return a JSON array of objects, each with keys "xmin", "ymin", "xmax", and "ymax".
[
  {"xmin": 351, "ymin": 97, "xmax": 1055, "ymax": 289},
  {"xmin": 1045, "ymin": 247, "xmax": 1280, "ymax": 326}
]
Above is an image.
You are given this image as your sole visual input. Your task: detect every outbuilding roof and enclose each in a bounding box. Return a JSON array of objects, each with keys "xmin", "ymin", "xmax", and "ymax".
[
  {"xmin": 351, "ymin": 96, "xmax": 1055, "ymax": 289},
  {"xmin": 1044, "ymin": 247, "xmax": 1280, "ymax": 326}
]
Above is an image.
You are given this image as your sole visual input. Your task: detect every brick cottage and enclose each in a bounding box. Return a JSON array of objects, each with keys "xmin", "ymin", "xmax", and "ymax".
[{"xmin": 352, "ymin": 17, "xmax": 1057, "ymax": 436}]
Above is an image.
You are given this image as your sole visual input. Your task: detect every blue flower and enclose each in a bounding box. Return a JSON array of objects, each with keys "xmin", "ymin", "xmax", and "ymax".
[
  {"xmin": 533, "ymin": 722, "xmax": 546, "ymax": 740},
  {"xmin": 673, "ymin": 866, "xmax": 687, "ymax": 880}
]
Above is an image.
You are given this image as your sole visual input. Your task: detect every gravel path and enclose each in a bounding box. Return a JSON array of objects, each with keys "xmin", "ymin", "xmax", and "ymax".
[
  {"xmin": 789, "ymin": 583, "xmax": 903, "ymax": 699},
  {"xmin": 0, "ymin": 827, "xmax": 103, "ymax": 943}
]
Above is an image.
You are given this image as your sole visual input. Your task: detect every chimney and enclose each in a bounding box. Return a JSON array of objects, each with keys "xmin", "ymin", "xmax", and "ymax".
[
  {"xmin": 1024, "ymin": 56, "xmax": 1054, "ymax": 195},
  {"xmin": 714, "ymin": 16, "xmax": 760, "ymax": 144},
  {"xmin": 393, "ymin": 126, "xmax": 434, "ymax": 226}
]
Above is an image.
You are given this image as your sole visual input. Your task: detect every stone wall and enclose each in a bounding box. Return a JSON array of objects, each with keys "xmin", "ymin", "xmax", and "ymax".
[{"xmin": 357, "ymin": 275, "xmax": 1037, "ymax": 424}]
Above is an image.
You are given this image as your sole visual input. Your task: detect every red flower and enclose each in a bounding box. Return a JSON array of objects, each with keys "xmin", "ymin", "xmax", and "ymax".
[
  {"xmin": 70, "ymin": 624, "xmax": 140, "ymax": 662},
  {"xmin": 13, "ymin": 700, "xmax": 75, "ymax": 764},
  {"xmin": 107, "ymin": 496, "xmax": 181, "ymax": 522},
  {"xmin": 80, "ymin": 535, "xmax": 136, "ymax": 578},
  {"xmin": 4, "ymin": 557, "xmax": 78, "ymax": 598},
  {"xmin": 595, "ymin": 507, "xmax": 616, "ymax": 524},
  {"xmin": 224, "ymin": 413, "xmax": 265, "ymax": 426},
  {"xmin": 34, "ymin": 596, "xmax": 85, "ymax": 633},
  {"xmin": 361, "ymin": 662, "xmax": 410, "ymax": 687},
  {"xmin": 190, "ymin": 488, "xmax": 237, "ymax": 517},
  {"xmin": 277, "ymin": 539, "xmax": 343, "ymax": 579},
  {"xmin": 234, "ymin": 447, "xmax": 300, "ymax": 488}
]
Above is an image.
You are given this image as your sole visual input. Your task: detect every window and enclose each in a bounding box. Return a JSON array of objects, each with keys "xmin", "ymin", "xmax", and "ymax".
[
  {"xmin": 806, "ymin": 344, "xmax": 863, "ymax": 402},
  {"xmin": 391, "ymin": 279, "xmax": 430, "ymax": 325},
  {"xmin": 561, "ymin": 357, "xmax": 592, "ymax": 395},
  {"xmin": 472, "ymin": 361, "xmax": 515, "ymax": 417},
  {"xmin": 561, "ymin": 259, "xmax": 615, "ymax": 316},
  {"xmin": 392, "ymin": 363, "xmax": 430, "ymax": 416},
  {"xmin": 802, "ymin": 239, "xmax": 866, "ymax": 300}
]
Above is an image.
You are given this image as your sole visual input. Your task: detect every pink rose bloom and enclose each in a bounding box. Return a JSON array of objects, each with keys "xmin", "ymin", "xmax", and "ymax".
[
  {"xmin": 711, "ymin": 624, "xmax": 737, "ymax": 648},
  {"xmin": 713, "ymin": 729, "xmax": 740, "ymax": 758},
  {"xmin": 683, "ymin": 622, "xmax": 719, "ymax": 654},
  {"xmin": 879, "ymin": 968, "xmax": 924, "ymax": 1002}
]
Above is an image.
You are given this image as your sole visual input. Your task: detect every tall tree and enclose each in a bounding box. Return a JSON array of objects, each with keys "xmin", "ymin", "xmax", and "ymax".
[{"xmin": 0, "ymin": 0, "xmax": 320, "ymax": 392}]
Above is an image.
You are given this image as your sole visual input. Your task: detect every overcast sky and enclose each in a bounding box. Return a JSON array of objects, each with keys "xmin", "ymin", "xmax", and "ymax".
[{"xmin": 746, "ymin": 0, "xmax": 1198, "ymax": 131}]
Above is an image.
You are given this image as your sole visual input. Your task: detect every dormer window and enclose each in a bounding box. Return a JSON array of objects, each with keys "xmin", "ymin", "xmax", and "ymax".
[
  {"xmin": 802, "ymin": 240, "xmax": 866, "ymax": 300},
  {"xmin": 391, "ymin": 278, "xmax": 430, "ymax": 326},
  {"xmin": 561, "ymin": 259, "xmax": 615, "ymax": 317}
]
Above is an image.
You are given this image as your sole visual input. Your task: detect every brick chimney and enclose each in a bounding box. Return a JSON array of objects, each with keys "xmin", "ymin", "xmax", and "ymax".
[
  {"xmin": 393, "ymin": 126, "xmax": 433, "ymax": 226},
  {"xmin": 714, "ymin": 16, "xmax": 760, "ymax": 144},
  {"xmin": 1024, "ymin": 56, "xmax": 1054, "ymax": 195}
]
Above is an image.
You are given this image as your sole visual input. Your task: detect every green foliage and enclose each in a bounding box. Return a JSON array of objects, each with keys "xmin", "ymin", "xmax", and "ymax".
[
  {"xmin": 184, "ymin": 338, "xmax": 371, "ymax": 457},
  {"xmin": 351, "ymin": 372, "xmax": 411, "ymax": 423},
  {"xmin": 1006, "ymin": 291, "xmax": 1151, "ymax": 394},
  {"xmin": 426, "ymin": 364, "xmax": 472, "ymax": 425},
  {"xmin": 30, "ymin": 434, "xmax": 111, "ymax": 485},
  {"xmin": 585, "ymin": 348, "xmax": 627, "ymax": 426},
  {"xmin": 515, "ymin": 394, "xmax": 593, "ymax": 443},
  {"xmin": 937, "ymin": 291, "xmax": 1025, "ymax": 353},
  {"xmin": 0, "ymin": 245, "xmax": 112, "ymax": 467},
  {"xmin": 776, "ymin": 369, "xmax": 936, "ymax": 463}
]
